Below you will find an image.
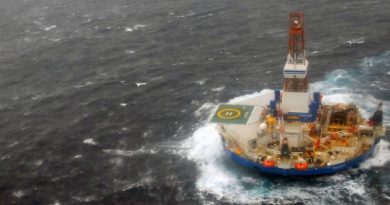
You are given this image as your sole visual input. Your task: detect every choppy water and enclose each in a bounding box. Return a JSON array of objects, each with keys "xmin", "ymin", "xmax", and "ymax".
[{"xmin": 0, "ymin": 0, "xmax": 389, "ymax": 204}]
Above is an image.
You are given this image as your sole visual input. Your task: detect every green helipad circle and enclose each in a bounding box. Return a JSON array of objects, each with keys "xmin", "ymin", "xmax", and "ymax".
[{"xmin": 217, "ymin": 108, "xmax": 241, "ymax": 119}]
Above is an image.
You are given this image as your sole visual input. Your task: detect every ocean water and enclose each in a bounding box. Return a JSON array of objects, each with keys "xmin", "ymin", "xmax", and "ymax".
[{"xmin": 0, "ymin": 0, "xmax": 389, "ymax": 204}]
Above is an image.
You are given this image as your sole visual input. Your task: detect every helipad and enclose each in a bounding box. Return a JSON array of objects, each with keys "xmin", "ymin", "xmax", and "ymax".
[{"xmin": 211, "ymin": 104, "xmax": 254, "ymax": 124}]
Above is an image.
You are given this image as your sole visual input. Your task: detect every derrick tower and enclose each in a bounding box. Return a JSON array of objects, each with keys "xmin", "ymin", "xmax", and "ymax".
[
  {"xmin": 284, "ymin": 12, "xmax": 307, "ymax": 92},
  {"xmin": 280, "ymin": 12, "xmax": 313, "ymax": 115}
]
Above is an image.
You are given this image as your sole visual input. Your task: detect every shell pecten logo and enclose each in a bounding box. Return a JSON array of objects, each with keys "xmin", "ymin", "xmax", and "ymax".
[{"xmin": 217, "ymin": 108, "xmax": 241, "ymax": 119}]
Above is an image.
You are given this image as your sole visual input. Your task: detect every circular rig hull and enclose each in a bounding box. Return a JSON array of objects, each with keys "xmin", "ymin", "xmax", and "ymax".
[{"xmin": 224, "ymin": 137, "xmax": 381, "ymax": 176}]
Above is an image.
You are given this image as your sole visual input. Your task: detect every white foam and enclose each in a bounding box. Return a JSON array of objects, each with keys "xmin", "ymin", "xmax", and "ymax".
[
  {"xmin": 198, "ymin": 13, "xmax": 214, "ymax": 18},
  {"xmin": 321, "ymin": 93, "xmax": 354, "ymax": 104},
  {"xmin": 50, "ymin": 200, "xmax": 61, "ymax": 205},
  {"xmin": 125, "ymin": 50, "xmax": 135, "ymax": 54},
  {"xmin": 135, "ymin": 82, "xmax": 147, "ymax": 87},
  {"xmin": 133, "ymin": 24, "xmax": 146, "ymax": 29},
  {"xmin": 361, "ymin": 140, "xmax": 390, "ymax": 169},
  {"xmin": 387, "ymin": 71, "xmax": 390, "ymax": 75},
  {"xmin": 103, "ymin": 147, "xmax": 157, "ymax": 157},
  {"xmin": 83, "ymin": 138, "xmax": 97, "ymax": 145},
  {"xmin": 12, "ymin": 190, "xmax": 25, "ymax": 198},
  {"xmin": 1, "ymin": 154, "xmax": 11, "ymax": 160},
  {"xmin": 34, "ymin": 159, "xmax": 43, "ymax": 166},
  {"xmin": 44, "ymin": 25, "xmax": 57, "ymax": 31},
  {"xmin": 8, "ymin": 141, "xmax": 19, "ymax": 148},
  {"xmin": 125, "ymin": 24, "xmax": 147, "ymax": 32},
  {"xmin": 195, "ymin": 79, "xmax": 207, "ymax": 85},
  {"xmin": 345, "ymin": 37, "xmax": 365, "ymax": 46},
  {"xmin": 73, "ymin": 154, "xmax": 82, "ymax": 159},
  {"xmin": 384, "ymin": 194, "xmax": 390, "ymax": 200},
  {"xmin": 182, "ymin": 125, "xmax": 238, "ymax": 199},
  {"xmin": 211, "ymin": 86, "xmax": 225, "ymax": 92},
  {"xmin": 72, "ymin": 195, "xmax": 98, "ymax": 202},
  {"xmin": 31, "ymin": 95, "xmax": 43, "ymax": 100},
  {"xmin": 110, "ymin": 157, "xmax": 123, "ymax": 166},
  {"xmin": 177, "ymin": 12, "xmax": 196, "ymax": 18},
  {"xmin": 120, "ymin": 103, "xmax": 127, "ymax": 107},
  {"xmin": 74, "ymin": 81, "xmax": 94, "ymax": 89},
  {"xmin": 119, "ymin": 175, "xmax": 155, "ymax": 192}
]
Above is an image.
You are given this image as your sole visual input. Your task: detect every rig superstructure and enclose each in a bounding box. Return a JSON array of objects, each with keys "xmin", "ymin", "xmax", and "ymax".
[{"xmin": 210, "ymin": 12, "xmax": 385, "ymax": 176}]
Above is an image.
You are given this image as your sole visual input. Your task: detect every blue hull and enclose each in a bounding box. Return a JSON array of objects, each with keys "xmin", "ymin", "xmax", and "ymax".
[{"xmin": 225, "ymin": 137, "xmax": 381, "ymax": 176}]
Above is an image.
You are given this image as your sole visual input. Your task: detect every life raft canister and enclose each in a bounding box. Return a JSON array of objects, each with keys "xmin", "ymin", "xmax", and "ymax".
[
  {"xmin": 294, "ymin": 162, "xmax": 308, "ymax": 170},
  {"xmin": 262, "ymin": 160, "xmax": 276, "ymax": 167},
  {"xmin": 234, "ymin": 148, "xmax": 243, "ymax": 155}
]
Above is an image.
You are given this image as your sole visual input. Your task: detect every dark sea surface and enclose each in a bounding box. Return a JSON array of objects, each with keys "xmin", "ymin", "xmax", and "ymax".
[{"xmin": 0, "ymin": 0, "xmax": 389, "ymax": 204}]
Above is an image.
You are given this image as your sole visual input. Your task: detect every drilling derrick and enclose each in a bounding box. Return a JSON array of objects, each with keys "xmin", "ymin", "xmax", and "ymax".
[
  {"xmin": 280, "ymin": 12, "xmax": 311, "ymax": 114},
  {"xmin": 283, "ymin": 12, "xmax": 308, "ymax": 93}
]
